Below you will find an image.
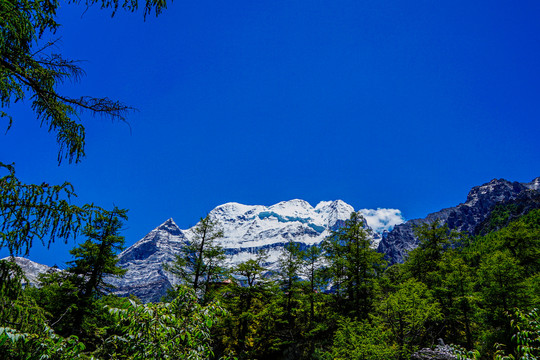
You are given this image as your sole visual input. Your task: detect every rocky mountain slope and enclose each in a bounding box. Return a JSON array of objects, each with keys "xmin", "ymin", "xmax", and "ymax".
[
  {"xmin": 378, "ymin": 177, "xmax": 540, "ymax": 264},
  {"xmin": 7, "ymin": 177, "xmax": 538, "ymax": 303},
  {"xmin": 0, "ymin": 256, "xmax": 58, "ymax": 287},
  {"xmin": 110, "ymin": 200, "xmax": 391, "ymax": 302}
]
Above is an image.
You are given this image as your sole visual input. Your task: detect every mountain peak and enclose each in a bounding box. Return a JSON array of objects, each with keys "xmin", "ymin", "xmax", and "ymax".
[
  {"xmin": 465, "ymin": 178, "xmax": 525, "ymax": 206},
  {"xmin": 155, "ymin": 218, "xmax": 182, "ymax": 236},
  {"xmin": 270, "ymin": 199, "xmax": 313, "ymax": 210},
  {"xmin": 379, "ymin": 176, "xmax": 538, "ymax": 264},
  {"xmin": 0, "ymin": 256, "xmax": 57, "ymax": 286},
  {"xmin": 525, "ymin": 177, "xmax": 540, "ymax": 191}
]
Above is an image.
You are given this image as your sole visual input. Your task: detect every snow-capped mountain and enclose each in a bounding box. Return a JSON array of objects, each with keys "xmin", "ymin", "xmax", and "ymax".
[
  {"xmin": 111, "ymin": 200, "xmax": 398, "ymax": 302},
  {"xmin": 202, "ymin": 199, "xmax": 356, "ymax": 266}
]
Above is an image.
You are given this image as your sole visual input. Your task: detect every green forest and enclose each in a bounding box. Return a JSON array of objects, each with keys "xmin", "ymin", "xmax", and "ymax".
[
  {"xmin": 1, "ymin": 0, "xmax": 539, "ymax": 358},
  {"xmin": 1, "ymin": 203, "xmax": 539, "ymax": 359}
]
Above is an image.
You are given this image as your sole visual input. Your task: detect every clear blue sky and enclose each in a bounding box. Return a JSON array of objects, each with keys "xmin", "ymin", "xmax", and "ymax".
[{"xmin": 1, "ymin": 0, "xmax": 539, "ymax": 267}]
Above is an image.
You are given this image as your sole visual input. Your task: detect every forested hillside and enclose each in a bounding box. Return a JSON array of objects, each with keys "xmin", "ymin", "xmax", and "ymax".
[{"xmin": 1, "ymin": 205, "xmax": 538, "ymax": 359}]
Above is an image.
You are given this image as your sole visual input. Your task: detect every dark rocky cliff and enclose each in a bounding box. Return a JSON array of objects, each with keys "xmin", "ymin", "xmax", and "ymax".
[{"xmin": 378, "ymin": 177, "xmax": 540, "ymax": 264}]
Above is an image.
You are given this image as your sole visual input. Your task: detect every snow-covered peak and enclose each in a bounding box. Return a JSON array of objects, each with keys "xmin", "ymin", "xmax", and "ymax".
[
  {"xmin": 117, "ymin": 218, "xmax": 186, "ymax": 264},
  {"xmin": 210, "ymin": 202, "xmax": 266, "ymax": 220},
  {"xmin": 315, "ymin": 200, "xmax": 354, "ymax": 228},
  {"xmin": 268, "ymin": 199, "xmax": 314, "ymax": 216},
  {"xmin": 114, "ymin": 199, "xmax": 403, "ymax": 302},
  {"xmin": 155, "ymin": 218, "xmax": 182, "ymax": 235},
  {"xmin": 314, "ymin": 200, "xmax": 333, "ymax": 210}
]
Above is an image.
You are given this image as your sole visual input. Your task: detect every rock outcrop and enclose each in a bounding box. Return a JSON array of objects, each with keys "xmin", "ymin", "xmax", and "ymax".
[{"xmin": 378, "ymin": 177, "xmax": 540, "ymax": 264}]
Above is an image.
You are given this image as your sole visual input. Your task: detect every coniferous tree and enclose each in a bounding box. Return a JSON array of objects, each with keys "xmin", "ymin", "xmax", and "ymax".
[
  {"xmin": 39, "ymin": 207, "xmax": 129, "ymax": 340},
  {"xmin": 322, "ymin": 212, "xmax": 386, "ymax": 319},
  {"xmin": 300, "ymin": 245, "xmax": 323, "ymax": 327},
  {"xmin": 166, "ymin": 215, "xmax": 227, "ymax": 303},
  {"xmin": 67, "ymin": 207, "xmax": 128, "ymax": 300},
  {"xmin": 404, "ymin": 221, "xmax": 461, "ymax": 286},
  {"xmin": 219, "ymin": 250, "xmax": 270, "ymax": 358},
  {"xmin": 277, "ymin": 240, "xmax": 303, "ymax": 324},
  {"xmin": 375, "ymin": 278, "xmax": 442, "ymax": 360}
]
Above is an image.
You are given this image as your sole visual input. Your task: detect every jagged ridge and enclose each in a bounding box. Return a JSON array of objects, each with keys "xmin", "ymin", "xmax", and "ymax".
[
  {"xmin": 112, "ymin": 200, "xmax": 386, "ymax": 302},
  {"xmin": 378, "ymin": 177, "xmax": 540, "ymax": 264}
]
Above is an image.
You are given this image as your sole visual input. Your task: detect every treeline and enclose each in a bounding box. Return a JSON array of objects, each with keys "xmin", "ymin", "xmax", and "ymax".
[{"xmin": 1, "ymin": 207, "xmax": 539, "ymax": 359}]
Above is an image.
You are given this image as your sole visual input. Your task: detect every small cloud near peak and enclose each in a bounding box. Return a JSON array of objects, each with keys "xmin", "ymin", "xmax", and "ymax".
[{"xmin": 358, "ymin": 208, "xmax": 404, "ymax": 233}]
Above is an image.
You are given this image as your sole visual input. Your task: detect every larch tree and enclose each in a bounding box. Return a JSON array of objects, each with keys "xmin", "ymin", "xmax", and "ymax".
[{"xmin": 0, "ymin": 0, "xmax": 170, "ymax": 258}]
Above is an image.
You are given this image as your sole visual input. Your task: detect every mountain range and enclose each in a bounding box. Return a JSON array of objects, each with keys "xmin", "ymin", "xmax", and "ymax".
[
  {"xmin": 108, "ymin": 200, "xmax": 386, "ymax": 302},
  {"xmin": 4, "ymin": 177, "xmax": 539, "ymax": 303}
]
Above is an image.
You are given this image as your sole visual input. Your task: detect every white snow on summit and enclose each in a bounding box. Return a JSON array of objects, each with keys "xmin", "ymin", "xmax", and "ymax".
[
  {"xmin": 184, "ymin": 199, "xmax": 355, "ymax": 268},
  {"xmin": 113, "ymin": 199, "xmax": 402, "ymax": 302}
]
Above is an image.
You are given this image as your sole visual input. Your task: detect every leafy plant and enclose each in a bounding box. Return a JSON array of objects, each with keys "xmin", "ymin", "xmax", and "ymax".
[{"xmin": 100, "ymin": 286, "xmax": 226, "ymax": 359}]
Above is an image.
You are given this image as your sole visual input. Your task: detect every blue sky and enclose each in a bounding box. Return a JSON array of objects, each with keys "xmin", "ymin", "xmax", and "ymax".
[{"xmin": 1, "ymin": 0, "xmax": 539, "ymax": 266}]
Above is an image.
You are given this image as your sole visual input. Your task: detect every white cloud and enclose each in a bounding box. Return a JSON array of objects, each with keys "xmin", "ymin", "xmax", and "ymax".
[{"xmin": 358, "ymin": 208, "xmax": 405, "ymax": 233}]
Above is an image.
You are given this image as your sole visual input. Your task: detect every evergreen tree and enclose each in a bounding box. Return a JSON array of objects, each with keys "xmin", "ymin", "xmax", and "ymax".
[
  {"xmin": 437, "ymin": 251, "xmax": 476, "ymax": 349},
  {"xmin": 300, "ymin": 245, "xmax": 323, "ymax": 327},
  {"xmin": 218, "ymin": 250, "xmax": 270, "ymax": 358},
  {"xmin": 166, "ymin": 215, "xmax": 227, "ymax": 303},
  {"xmin": 477, "ymin": 250, "xmax": 528, "ymax": 353},
  {"xmin": 277, "ymin": 240, "xmax": 303, "ymax": 325},
  {"xmin": 31, "ymin": 207, "xmax": 128, "ymax": 342},
  {"xmin": 321, "ymin": 211, "xmax": 386, "ymax": 319},
  {"xmin": 404, "ymin": 220, "xmax": 461, "ymax": 286},
  {"xmin": 67, "ymin": 207, "xmax": 128, "ymax": 300},
  {"xmin": 375, "ymin": 278, "xmax": 442, "ymax": 360}
]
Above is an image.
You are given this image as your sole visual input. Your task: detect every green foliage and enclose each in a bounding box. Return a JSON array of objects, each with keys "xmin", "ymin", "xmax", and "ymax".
[
  {"xmin": 100, "ymin": 286, "xmax": 226, "ymax": 360},
  {"xmin": 276, "ymin": 239, "xmax": 303, "ymax": 325},
  {"xmin": 23, "ymin": 208, "xmax": 128, "ymax": 350},
  {"xmin": 450, "ymin": 344, "xmax": 481, "ymax": 360},
  {"xmin": 375, "ymin": 278, "xmax": 442, "ymax": 359},
  {"xmin": 0, "ymin": 325, "xmax": 86, "ymax": 360},
  {"xmin": 67, "ymin": 207, "xmax": 128, "ymax": 299},
  {"xmin": 0, "ymin": 163, "xmax": 107, "ymax": 257},
  {"xmin": 217, "ymin": 250, "xmax": 270, "ymax": 357},
  {"xmin": 478, "ymin": 209, "xmax": 540, "ymax": 277},
  {"xmin": 29, "ymin": 270, "xmax": 81, "ymax": 336},
  {"xmin": 495, "ymin": 308, "xmax": 540, "ymax": 360},
  {"xmin": 437, "ymin": 251, "xmax": 478, "ymax": 348},
  {"xmin": 475, "ymin": 193, "xmax": 540, "ymax": 236},
  {"xmin": 0, "ymin": 260, "xmax": 86, "ymax": 359},
  {"xmin": 0, "ymin": 260, "xmax": 48, "ymax": 335},
  {"xmin": 321, "ymin": 212, "xmax": 386, "ymax": 319},
  {"xmin": 329, "ymin": 318, "xmax": 398, "ymax": 360},
  {"xmin": 405, "ymin": 220, "xmax": 462, "ymax": 286}
]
